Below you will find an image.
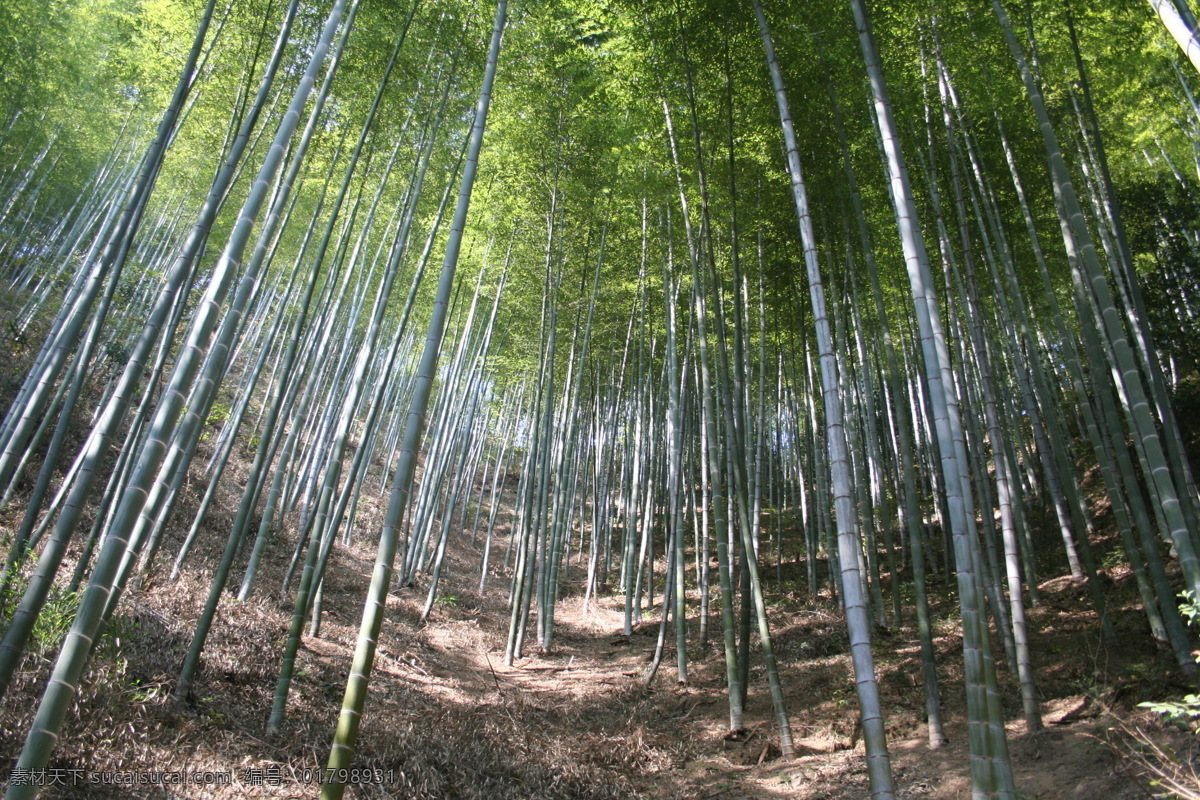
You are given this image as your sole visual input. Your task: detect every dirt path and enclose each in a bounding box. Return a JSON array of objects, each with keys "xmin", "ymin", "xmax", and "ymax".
[
  {"xmin": 0, "ymin": 497, "xmax": 1172, "ymax": 799},
  {"xmin": 371, "ymin": 543, "xmax": 1152, "ymax": 800}
]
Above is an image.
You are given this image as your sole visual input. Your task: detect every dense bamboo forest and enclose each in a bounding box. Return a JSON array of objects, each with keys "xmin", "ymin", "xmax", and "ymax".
[{"xmin": 1, "ymin": 0, "xmax": 1199, "ymax": 797}]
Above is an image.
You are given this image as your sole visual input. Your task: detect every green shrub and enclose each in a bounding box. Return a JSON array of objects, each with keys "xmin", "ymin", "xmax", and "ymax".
[{"xmin": 1139, "ymin": 591, "xmax": 1200, "ymax": 733}]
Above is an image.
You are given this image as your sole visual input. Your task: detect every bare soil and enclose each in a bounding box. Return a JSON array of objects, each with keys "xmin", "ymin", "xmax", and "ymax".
[
  {"xmin": 0, "ymin": 474, "xmax": 1188, "ymax": 800},
  {"xmin": 0, "ymin": 386, "xmax": 1190, "ymax": 800}
]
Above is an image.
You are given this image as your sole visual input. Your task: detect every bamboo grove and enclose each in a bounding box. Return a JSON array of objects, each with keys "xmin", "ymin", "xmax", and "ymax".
[{"xmin": 0, "ymin": 0, "xmax": 1198, "ymax": 797}]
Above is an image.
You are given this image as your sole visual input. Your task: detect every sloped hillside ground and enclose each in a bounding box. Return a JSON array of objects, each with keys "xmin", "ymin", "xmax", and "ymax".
[{"xmin": 0, "ymin": 435, "xmax": 1193, "ymax": 800}]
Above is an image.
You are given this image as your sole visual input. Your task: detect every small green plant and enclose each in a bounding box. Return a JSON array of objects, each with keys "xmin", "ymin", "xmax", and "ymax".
[
  {"xmin": 435, "ymin": 594, "xmax": 460, "ymax": 607},
  {"xmin": 128, "ymin": 675, "xmax": 165, "ymax": 704},
  {"xmin": 30, "ymin": 587, "xmax": 79, "ymax": 654},
  {"xmin": 1101, "ymin": 545, "xmax": 1129, "ymax": 573},
  {"xmin": 94, "ymin": 613, "xmax": 140, "ymax": 659},
  {"xmin": 1182, "ymin": 592, "xmax": 1200, "ymax": 621},
  {"xmin": 200, "ymin": 400, "xmax": 232, "ymax": 441},
  {"xmin": 1139, "ymin": 591, "xmax": 1200, "ymax": 733},
  {"xmin": 206, "ymin": 400, "xmax": 232, "ymax": 427},
  {"xmin": 1139, "ymin": 695, "xmax": 1200, "ymax": 732}
]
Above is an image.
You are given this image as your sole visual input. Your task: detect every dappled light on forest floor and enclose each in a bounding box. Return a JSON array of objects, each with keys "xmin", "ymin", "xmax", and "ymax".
[{"xmin": 0, "ymin": 507, "xmax": 1170, "ymax": 798}]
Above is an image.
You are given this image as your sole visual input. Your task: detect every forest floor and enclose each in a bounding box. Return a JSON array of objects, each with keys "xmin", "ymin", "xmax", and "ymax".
[{"xmin": 2, "ymin": 455, "xmax": 1196, "ymax": 800}]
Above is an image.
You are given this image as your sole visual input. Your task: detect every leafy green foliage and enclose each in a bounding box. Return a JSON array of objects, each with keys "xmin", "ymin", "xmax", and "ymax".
[
  {"xmin": 0, "ymin": 583, "xmax": 78, "ymax": 657},
  {"xmin": 1140, "ymin": 591, "xmax": 1200, "ymax": 732},
  {"xmin": 1120, "ymin": 177, "xmax": 1200, "ymax": 383},
  {"xmin": 1139, "ymin": 695, "xmax": 1200, "ymax": 732},
  {"xmin": 5, "ymin": 0, "xmax": 1197, "ymax": 404}
]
